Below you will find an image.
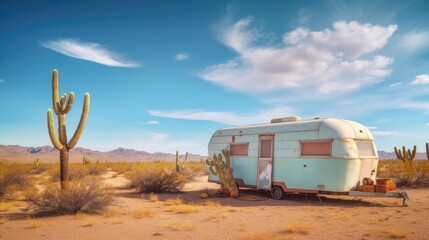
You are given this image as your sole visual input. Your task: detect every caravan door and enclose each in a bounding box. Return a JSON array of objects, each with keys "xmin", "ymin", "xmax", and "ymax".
[{"xmin": 257, "ymin": 136, "xmax": 273, "ymax": 190}]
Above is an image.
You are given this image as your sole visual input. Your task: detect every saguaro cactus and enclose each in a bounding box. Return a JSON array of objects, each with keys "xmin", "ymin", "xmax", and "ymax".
[
  {"xmin": 47, "ymin": 69, "xmax": 90, "ymax": 189},
  {"xmin": 206, "ymin": 148, "xmax": 238, "ymax": 195},
  {"xmin": 394, "ymin": 145, "xmax": 416, "ymax": 165},
  {"xmin": 175, "ymin": 150, "xmax": 188, "ymax": 173}
]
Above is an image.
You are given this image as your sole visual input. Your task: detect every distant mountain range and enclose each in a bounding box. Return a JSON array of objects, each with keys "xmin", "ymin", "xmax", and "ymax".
[
  {"xmin": 0, "ymin": 145, "xmax": 206, "ymax": 163},
  {"xmin": 0, "ymin": 145, "xmax": 427, "ymax": 164}
]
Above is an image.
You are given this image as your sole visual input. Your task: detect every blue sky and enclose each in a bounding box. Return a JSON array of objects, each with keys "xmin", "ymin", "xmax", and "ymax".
[{"xmin": 1, "ymin": 0, "xmax": 428, "ymax": 155}]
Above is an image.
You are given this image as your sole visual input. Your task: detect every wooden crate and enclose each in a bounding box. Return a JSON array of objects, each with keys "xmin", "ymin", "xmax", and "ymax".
[
  {"xmin": 375, "ymin": 183, "xmax": 396, "ymax": 193},
  {"xmin": 359, "ymin": 185, "xmax": 375, "ymax": 192},
  {"xmin": 376, "ymin": 178, "xmax": 393, "ymax": 185}
]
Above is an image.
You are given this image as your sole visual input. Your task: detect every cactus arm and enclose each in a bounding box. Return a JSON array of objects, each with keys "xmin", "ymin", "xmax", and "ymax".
[
  {"xmin": 67, "ymin": 93, "xmax": 90, "ymax": 149},
  {"xmin": 410, "ymin": 145, "xmax": 416, "ymax": 160},
  {"xmin": 47, "ymin": 109, "xmax": 63, "ymax": 150},
  {"xmin": 58, "ymin": 113, "xmax": 67, "ymax": 145},
  {"xmin": 63, "ymin": 92, "xmax": 75, "ymax": 114},
  {"xmin": 394, "ymin": 147, "xmax": 402, "ymax": 160},
  {"xmin": 52, "ymin": 70, "xmax": 60, "ymax": 115},
  {"xmin": 60, "ymin": 94, "xmax": 67, "ymax": 112},
  {"xmin": 402, "ymin": 146, "xmax": 408, "ymax": 160}
]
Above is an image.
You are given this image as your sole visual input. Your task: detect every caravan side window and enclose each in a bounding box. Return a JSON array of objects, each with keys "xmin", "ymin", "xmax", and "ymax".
[
  {"xmin": 230, "ymin": 143, "xmax": 249, "ymax": 156},
  {"xmin": 300, "ymin": 141, "xmax": 332, "ymax": 157}
]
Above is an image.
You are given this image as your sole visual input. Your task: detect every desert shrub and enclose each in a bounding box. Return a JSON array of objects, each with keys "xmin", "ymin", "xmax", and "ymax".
[
  {"xmin": 0, "ymin": 162, "xmax": 27, "ymax": 199},
  {"xmin": 108, "ymin": 162, "xmax": 134, "ymax": 174},
  {"xmin": 51, "ymin": 164, "xmax": 107, "ymax": 181},
  {"xmin": 26, "ymin": 178, "xmax": 116, "ymax": 216},
  {"xmin": 377, "ymin": 160, "xmax": 429, "ymax": 187},
  {"xmin": 127, "ymin": 168, "xmax": 187, "ymax": 193}
]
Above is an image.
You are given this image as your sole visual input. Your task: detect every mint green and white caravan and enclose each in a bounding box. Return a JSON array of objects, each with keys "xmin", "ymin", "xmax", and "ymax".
[{"xmin": 207, "ymin": 117, "xmax": 379, "ymax": 200}]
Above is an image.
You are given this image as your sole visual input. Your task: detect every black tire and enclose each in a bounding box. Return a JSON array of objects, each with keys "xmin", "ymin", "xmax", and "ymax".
[{"xmin": 271, "ymin": 186, "xmax": 284, "ymax": 200}]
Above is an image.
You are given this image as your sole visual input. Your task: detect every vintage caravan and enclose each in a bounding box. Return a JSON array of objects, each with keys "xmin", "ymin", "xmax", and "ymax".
[{"xmin": 207, "ymin": 117, "xmax": 379, "ymax": 199}]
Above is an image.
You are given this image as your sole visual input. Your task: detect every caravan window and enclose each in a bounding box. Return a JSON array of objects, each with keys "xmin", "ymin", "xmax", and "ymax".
[
  {"xmin": 356, "ymin": 141, "xmax": 375, "ymax": 156},
  {"xmin": 230, "ymin": 143, "xmax": 248, "ymax": 156},
  {"xmin": 300, "ymin": 141, "xmax": 332, "ymax": 157}
]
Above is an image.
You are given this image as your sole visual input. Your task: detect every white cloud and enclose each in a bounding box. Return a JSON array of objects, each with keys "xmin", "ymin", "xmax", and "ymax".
[
  {"xmin": 389, "ymin": 82, "xmax": 402, "ymax": 87},
  {"xmin": 199, "ymin": 19, "xmax": 396, "ymax": 97},
  {"xmin": 400, "ymin": 31, "xmax": 429, "ymax": 51},
  {"xmin": 400, "ymin": 101, "xmax": 429, "ymax": 114},
  {"xmin": 148, "ymin": 107, "xmax": 294, "ymax": 125},
  {"xmin": 411, "ymin": 75, "xmax": 429, "ymax": 85},
  {"xmin": 372, "ymin": 130, "xmax": 398, "ymax": 136},
  {"xmin": 40, "ymin": 38, "xmax": 140, "ymax": 67},
  {"xmin": 367, "ymin": 126, "xmax": 378, "ymax": 130},
  {"xmin": 425, "ymin": 123, "xmax": 429, "ymax": 126},
  {"xmin": 175, "ymin": 52, "xmax": 190, "ymax": 61},
  {"xmin": 129, "ymin": 132, "xmax": 202, "ymax": 154},
  {"xmin": 136, "ymin": 121, "xmax": 160, "ymax": 125},
  {"xmin": 0, "ymin": 79, "xmax": 4, "ymax": 83}
]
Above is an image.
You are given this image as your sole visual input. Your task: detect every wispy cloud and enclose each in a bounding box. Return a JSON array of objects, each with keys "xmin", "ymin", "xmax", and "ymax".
[
  {"xmin": 389, "ymin": 82, "xmax": 402, "ymax": 87},
  {"xmin": 0, "ymin": 79, "xmax": 4, "ymax": 83},
  {"xmin": 400, "ymin": 30, "xmax": 429, "ymax": 52},
  {"xmin": 149, "ymin": 107, "xmax": 294, "ymax": 125},
  {"xmin": 175, "ymin": 52, "xmax": 190, "ymax": 61},
  {"xmin": 135, "ymin": 121, "xmax": 160, "ymax": 125},
  {"xmin": 367, "ymin": 126, "xmax": 378, "ymax": 130},
  {"xmin": 199, "ymin": 18, "xmax": 396, "ymax": 97},
  {"xmin": 411, "ymin": 75, "xmax": 429, "ymax": 85},
  {"xmin": 425, "ymin": 123, "xmax": 429, "ymax": 126},
  {"xmin": 372, "ymin": 130, "xmax": 398, "ymax": 136},
  {"xmin": 40, "ymin": 38, "xmax": 140, "ymax": 67}
]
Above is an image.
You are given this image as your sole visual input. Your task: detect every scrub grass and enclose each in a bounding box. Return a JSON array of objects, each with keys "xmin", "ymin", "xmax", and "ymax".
[
  {"xmin": 281, "ymin": 223, "xmax": 312, "ymax": 235},
  {"xmin": 133, "ymin": 208, "xmax": 156, "ymax": 218},
  {"xmin": 166, "ymin": 222, "xmax": 196, "ymax": 231},
  {"xmin": 377, "ymin": 160, "xmax": 429, "ymax": 187}
]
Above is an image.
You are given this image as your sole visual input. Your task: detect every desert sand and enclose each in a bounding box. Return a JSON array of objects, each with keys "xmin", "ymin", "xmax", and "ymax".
[{"xmin": 1, "ymin": 170, "xmax": 428, "ymax": 240}]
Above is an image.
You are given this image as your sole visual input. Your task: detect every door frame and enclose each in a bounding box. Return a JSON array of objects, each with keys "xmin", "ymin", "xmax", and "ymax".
[{"xmin": 257, "ymin": 135, "xmax": 274, "ymax": 190}]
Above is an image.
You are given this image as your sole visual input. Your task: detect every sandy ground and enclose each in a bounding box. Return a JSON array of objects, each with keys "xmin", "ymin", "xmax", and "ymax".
[{"xmin": 1, "ymin": 170, "xmax": 428, "ymax": 240}]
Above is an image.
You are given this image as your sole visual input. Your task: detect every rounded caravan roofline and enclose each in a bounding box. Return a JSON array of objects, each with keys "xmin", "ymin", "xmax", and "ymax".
[{"xmin": 209, "ymin": 117, "xmax": 374, "ymax": 141}]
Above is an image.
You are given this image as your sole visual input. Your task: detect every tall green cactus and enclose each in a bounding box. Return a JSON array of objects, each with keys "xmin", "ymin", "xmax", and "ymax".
[
  {"xmin": 206, "ymin": 148, "xmax": 238, "ymax": 194},
  {"xmin": 175, "ymin": 150, "xmax": 188, "ymax": 173},
  {"xmin": 47, "ymin": 69, "xmax": 90, "ymax": 189},
  {"xmin": 394, "ymin": 145, "xmax": 416, "ymax": 165}
]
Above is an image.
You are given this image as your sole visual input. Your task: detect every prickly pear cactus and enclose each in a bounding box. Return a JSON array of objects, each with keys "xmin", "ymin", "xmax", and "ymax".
[{"xmin": 206, "ymin": 148, "xmax": 238, "ymax": 195}]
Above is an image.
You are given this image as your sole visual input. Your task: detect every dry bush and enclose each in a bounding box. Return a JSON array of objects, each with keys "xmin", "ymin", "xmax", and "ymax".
[
  {"xmin": 378, "ymin": 160, "xmax": 429, "ymax": 187},
  {"xmin": 282, "ymin": 223, "xmax": 312, "ymax": 235},
  {"xmin": 166, "ymin": 222, "xmax": 196, "ymax": 231},
  {"xmin": 51, "ymin": 164, "xmax": 107, "ymax": 182},
  {"xmin": 166, "ymin": 204, "xmax": 201, "ymax": 214},
  {"xmin": 26, "ymin": 178, "xmax": 116, "ymax": 216},
  {"xmin": 133, "ymin": 208, "xmax": 155, "ymax": 218},
  {"xmin": 127, "ymin": 168, "xmax": 187, "ymax": 193},
  {"xmin": 163, "ymin": 197, "xmax": 183, "ymax": 206},
  {"xmin": 0, "ymin": 162, "xmax": 28, "ymax": 199},
  {"xmin": 149, "ymin": 193, "xmax": 159, "ymax": 202},
  {"xmin": 108, "ymin": 162, "xmax": 133, "ymax": 174}
]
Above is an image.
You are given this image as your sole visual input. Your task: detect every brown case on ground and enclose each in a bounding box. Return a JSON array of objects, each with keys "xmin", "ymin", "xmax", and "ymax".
[
  {"xmin": 376, "ymin": 178, "xmax": 393, "ymax": 185},
  {"xmin": 375, "ymin": 183, "xmax": 396, "ymax": 193},
  {"xmin": 359, "ymin": 185, "xmax": 375, "ymax": 192}
]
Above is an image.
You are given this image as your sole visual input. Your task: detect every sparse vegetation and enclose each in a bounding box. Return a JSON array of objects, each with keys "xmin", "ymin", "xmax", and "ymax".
[
  {"xmin": 0, "ymin": 162, "xmax": 27, "ymax": 199},
  {"xmin": 377, "ymin": 160, "xmax": 429, "ymax": 187},
  {"xmin": 133, "ymin": 208, "xmax": 155, "ymax": 218},
  {"xmin": 282, "ymin": 223, "xmax": 312, "ymax": 235},
  {"xmin": 127, "ymin": 168, "xmax": 187, "ymax": 193},
  {"xmin": 26, "ymin": 178, "xmax": 116, "ymax": 216}
]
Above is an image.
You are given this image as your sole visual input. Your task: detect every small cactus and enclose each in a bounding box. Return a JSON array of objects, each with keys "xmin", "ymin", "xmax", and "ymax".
[
  {"xmin": 394, "ymin": 145, "xmax": 416, "ymax": 165},
  {"xmin": 34, "ymin": 158, "xmax": 40, "ymax": 167},
  {"xmin": 83, "ymin": 156, "xmax": 91, "ymax": 165},
  {"xmin": 206, "ymin": 148, "xmax": 238, "ymax": 195},
  {"xmin": 175, "ymin": 150, "xmax": 188, "ymax": 173}
]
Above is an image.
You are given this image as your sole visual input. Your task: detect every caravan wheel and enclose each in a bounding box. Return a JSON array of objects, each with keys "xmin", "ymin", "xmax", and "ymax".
[{"xmin": 271, "ymin": 186, "xmax": 284, "ymax": 200}]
